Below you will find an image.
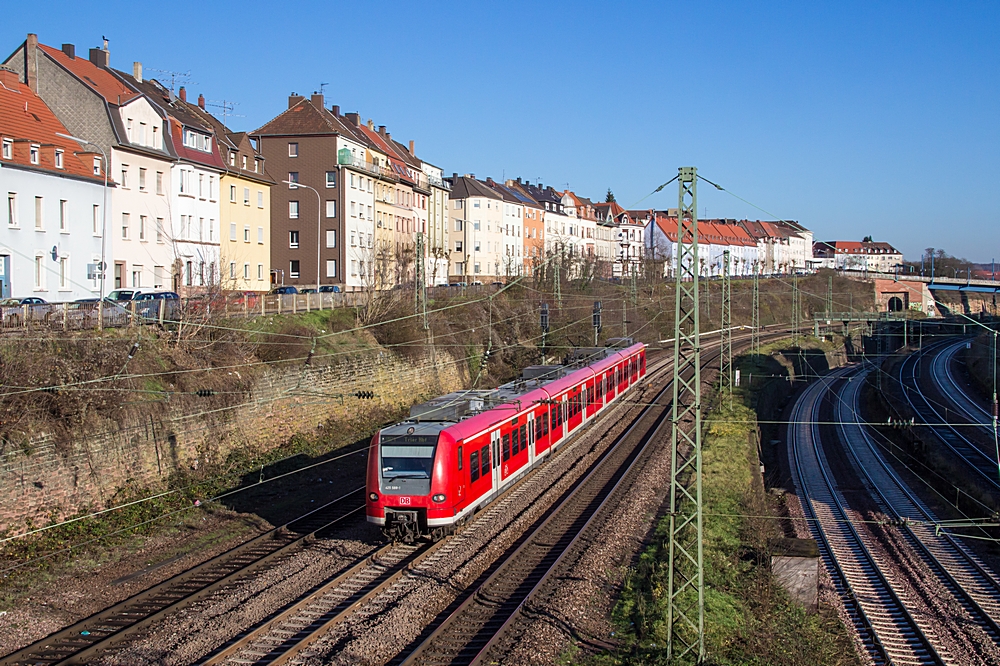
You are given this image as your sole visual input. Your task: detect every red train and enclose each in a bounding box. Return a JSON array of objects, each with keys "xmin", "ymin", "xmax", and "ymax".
[{"xmin": 366, "ymin": 343, "xmax": 648, "ymax": 541}]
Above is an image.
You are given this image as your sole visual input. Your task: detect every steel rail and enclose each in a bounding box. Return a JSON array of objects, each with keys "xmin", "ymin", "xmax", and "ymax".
[
  {"xmin": 0, "ymin": 447, "xmax": 371, "ymax": 666},
  {"xmin": 897, "ymin": 342, "xmax": 1000, "ymax": 489},
  {"xmin": 837, "ymin": 366, "xmax": 1000, "ymax": 644},
  {"xmin": 790, "ymin": 367, "xmax": 941, "ymax": 665}
]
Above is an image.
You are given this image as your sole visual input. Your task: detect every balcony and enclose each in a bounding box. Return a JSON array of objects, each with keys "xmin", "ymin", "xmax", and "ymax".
[
  {"xmin": 338, "ymin": 155, "xmax": 383, "ymax": 178},
  {"xmin": 426, "ymin": 174, "xmax": 451, "ymax": 190}
]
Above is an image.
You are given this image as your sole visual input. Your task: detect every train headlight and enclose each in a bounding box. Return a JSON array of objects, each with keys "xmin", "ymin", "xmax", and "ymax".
[
  {"xmin": 369, "ymin": 492, "xmax": 379, "ymax": 502},
  {"xmin": 432, "ymin": 494, "xmax": 446, "ymax": 503}
]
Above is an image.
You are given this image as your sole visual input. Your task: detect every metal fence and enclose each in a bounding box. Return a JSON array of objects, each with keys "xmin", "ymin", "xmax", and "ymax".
[{"xmin": 0, "ymin": 284, "xmax": 497, "ymax": 332}]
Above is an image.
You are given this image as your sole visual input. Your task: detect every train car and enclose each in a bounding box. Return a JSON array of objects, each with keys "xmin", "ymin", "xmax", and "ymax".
[{"xmin": 367, "ymin": 343, "xmax": 647, "ymax": 541}]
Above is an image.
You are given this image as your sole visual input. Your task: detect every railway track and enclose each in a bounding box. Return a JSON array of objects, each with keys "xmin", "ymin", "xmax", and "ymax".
[
  {"xmin": 896, "ymin": 340, "xmax": 1000, "ymax": 490},
  {"xmin": 0, "ymin": 446, "xmax": 370, "ymax": 666},
  {"xmin": 932, "ymin": 339, "xmax": 995, "ymax": 434},
  {"xmin": 836, "ymin": 366, "xmax": 1000, "ymax": 646},
  {"xmin": 789, "ymin": 366, "xmax": 942, "ymax": 665}
]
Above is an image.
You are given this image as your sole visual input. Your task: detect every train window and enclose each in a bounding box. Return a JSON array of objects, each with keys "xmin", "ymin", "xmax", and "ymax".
[
  {"xmin": 480, "ymin": 445, "xmax": 490, "ymax": 478},
  {"xmin": 502, "ymin": 434, "xmax": 511, "ymax": 462},
  {"xmin": 512, "ymin": 431, "xmax": 519, "ymax": 456},
  {"xmin": 520, "ymin": 425, "xmax": 527, "ymax": 451},
  {"xmin": 551, "ymin": 408, "xmax": 557, "ymax": 431},
  {"xmin": 534, "ymin": 416, "xmax": 542, "ymax": 441},
  {"xmin": 542, "ymin": 416, "xmax": 549, "ymax": 436},
  {"xmin": 470, "ymin": 450, "xmax": 479, "ymax": 482},
  {"xmin": 458, "ymin": 445, "xmax": 463, "ymax": 470}
]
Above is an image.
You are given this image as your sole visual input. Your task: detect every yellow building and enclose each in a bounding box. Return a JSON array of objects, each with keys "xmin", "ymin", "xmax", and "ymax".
[{"xmin": 218, "ymin": 133, "xmax": 273, "ymax": 292}]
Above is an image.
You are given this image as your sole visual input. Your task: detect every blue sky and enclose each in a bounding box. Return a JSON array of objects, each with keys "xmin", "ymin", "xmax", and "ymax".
[{"xmin": 5, "ymin": 1, "xmax": 998, "ymax": 262}]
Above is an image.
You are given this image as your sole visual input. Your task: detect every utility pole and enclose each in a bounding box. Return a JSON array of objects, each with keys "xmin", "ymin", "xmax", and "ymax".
[
  {"xmin": 592, "ymin": 300, "xmax": 602, "ymax": 346},
  {"xmin": 622, "ymin": 299, "xmax": 628, "ymax": 338},
  {"xmin": 752, "ymin": 268, "xmax": 761, "ymax": 355},
  {"xmin": 667, "ymin": 167, "xmax": 704, "ymax": 662},
  {"xmin": 554, "ymin": 260, "xmax": 562, "ymax": 309},
  {"xmin": 631, "ymin": 262, "xmax": 638, "ymax": 306},
  {"xmin": 540, "ymin": 302, "xmax": 549, "ymax": 361},
  {"xmin": 415, "ymin": 231, "xmax": 427, "ymax": 328},
  {"xmin": 792, "ymin": 276, "xmax": 801, "ymax": 345},
  {"xmin": 720, "ymin": 250, "xmax": 732, "ymax": 391},
  {"xmin": 827, "ymin": 274, "xmax": 833, "ymax": 316}
]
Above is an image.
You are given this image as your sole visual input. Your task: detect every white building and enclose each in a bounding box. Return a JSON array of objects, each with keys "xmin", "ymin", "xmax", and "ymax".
[
  {"xmin": 447, "ymin": 175, "xmax": 504, "ymax": 281},
  {"xmin": 813, "ymin": 240, "xmax": 903, "ymax": 273},
  {"xmin": 0, "ymin": 67, "xmax": 105, "ymax": 299}
]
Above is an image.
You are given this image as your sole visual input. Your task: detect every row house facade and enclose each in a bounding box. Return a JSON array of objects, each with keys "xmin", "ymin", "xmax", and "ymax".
[
  {"xmin": 504, "ymin": 180, "xmax": 544, "ymax": 275},
  {"xmin": 813, "ymin": 240, "xmax": 902, "ymax": 273},
  {"xmin": 485, "ymin": 178, "xmax": 525, "ymax": 278},
  {"xmin": 595, "ymin": 202, "xmax": 645, "ymax": 279},
  {"xmin": 0, "ymin": 66, "xmax": 105, "ymax": 299},
  {"xmin": 447, "ymin": 175, "xmax": 504, "ymax": 282}
]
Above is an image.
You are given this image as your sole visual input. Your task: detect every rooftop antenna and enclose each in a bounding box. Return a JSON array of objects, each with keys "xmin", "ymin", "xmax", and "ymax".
[
  {"xmin": 206, "ymin": 99, "xmax": 244, "ymax": 128},
  {"xmin": 147, "ymin": 68, "xmax": 192, "ymax": 94},
  {"xmin": 319, "ymin": 82, "xmax": 329, "ymax": 96}
]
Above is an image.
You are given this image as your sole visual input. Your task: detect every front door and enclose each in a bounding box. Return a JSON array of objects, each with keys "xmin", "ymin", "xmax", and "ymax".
[
  {"xmin": 0, "ymin": 255, "xmax": 8, "ymax": 297},
  {"xmin": 114, "ymin": 262, "xmax": 124, "ymax": 289},
  {"xmin": 527, "ymin": 411, "xmax": 536, "ymax": 465}
]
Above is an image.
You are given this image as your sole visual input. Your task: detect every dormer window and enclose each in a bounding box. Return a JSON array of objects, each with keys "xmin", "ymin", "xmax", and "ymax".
[
  {"xmin": 93, "ymin": 157, "xmax": 102, "ymax": 176},
  {"xmin": 254, "ymin": 159, "xmax": 260, "ymax": 173},
  {"xmin": 1, "ymin": 139, "xmax": 11, "ymax": 160},
  {"xmin": 54, "ymin": 149, "xmax": 64, "ymax": 169},
  {"xmin": 183, "ymin": 129, "xmax": 212, "ymax": 152},
  {"xmin": 29, "ymin": 144, "xmax": 39, "ymax": 164},
  {"xmin": 230, "ymin": 152, "xmax": 236, "ymax": 167},
  {"xmin": 288, "ymin": 142, "xmax": 298, "ymax": 157},
  {"xmin": 242, "ymin": 155, "xmax": 247, "ymax": 169}
]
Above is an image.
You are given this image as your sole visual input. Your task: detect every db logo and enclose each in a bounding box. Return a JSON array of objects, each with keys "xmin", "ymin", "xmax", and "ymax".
[
  {"xmin": 398, "ymin": 497, "xmax": 411, "ymax": 505},
  {"xmin": 503, "ymin": 464, "xmax": 509, "ymax": 475}
]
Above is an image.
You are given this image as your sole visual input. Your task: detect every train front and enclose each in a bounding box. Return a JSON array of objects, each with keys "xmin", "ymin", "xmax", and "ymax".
[{"xmin": 366, "ymin": 422, "xmax": 452, "ymax": 541}]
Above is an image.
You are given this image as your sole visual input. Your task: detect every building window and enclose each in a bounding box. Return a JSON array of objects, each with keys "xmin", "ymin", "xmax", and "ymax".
[
  {"xmin": 139, "ymin": 215, "xmax": 147, "ymax": 240},
  {"xmin": 288, "ymin": 142, "xmax": 298, "ymax": 157},
  {"xmin": 93, "ymin": 204, "xmax": 100, "ymax": 234},
  {"xmin": 8, "ymin": 193, "xmax": 17, "ymax": 226},
  {"xmin": 198, "ymin": 174, "xmax": 204, "ymax": 198},
  {"xmin": 243, "ymin": 226, "xmax": 250, "ymax": 243},
  {"xmin": 326, "ymin": 259, "xmax": 337, "ymax": 278},
  {"xmin": 243, "ymin": 263, "xmax": 250, "ymax": 280},
  {"xmin": 230, "ymin": 223, "xmax": 237, "ymax": 241},
  {"xmin": 289, "ymin": 230, "xmax": 299, "ymax": 248},
  {"xmin": 55, "ymin": 149, "xmax": 64, "ymax": 169},
  {"xmin": 326, "ymin": 171, "xmax": 336, "ymax": 188},
  {"xmin": 138, "ymin": 167, "xmax": 147, "ymax": 191},
  {"xmin": 288, "ymin": 172, "xmax": 299, "ymax": 186},
  {"xmin": 229, "ymin": 262, "xmax": 236, "ymax": 279},
  {"xmin": 257, "ymin": 190, "xmax": 264, "ymax": 208},
  {"xmin": 474, "ymin": 263, "xmax": 481, "ymax": 274},
  {"xmin": 455, "ymin": 241, "xmax": 463, "ymax": 253},
  {"xmin": 350, "ymin": 202, "xmax": 356, "ymax": 217},
  {"xmin": 35, "ymin": 255, "xmax": 43, "ymax": 289},
  {"xmin": 289, "ymin": 201, "xmax": 299, "ymax": 219},
  {"xmin": 229, "ymin": 152, "xmax": 236, "ymax": 167},
  {"xmin": 2, "ymin": 139, "xmax": 11, "ymax": 159},
  {"xmin": 132, "ymin": 266, "xmax": 142, "ymax": 288},
  {"xmin": 156, "ymin": 171, "xmax": 163, "ymax": 194},
  {"xmin": 257, "ymin": 226, "xmax": 264, "ymax": 244},
  {"xmin": 244, "ymin": 187, "xmax": 250, "ymax": 205},
  {"xmin": 257, "ymin": 264, "xmax": 264, "ymax": 280},
  {"xmin": 254, "ymin": 159, "xmax": 261, "ymax": 173},
  {"xmin": 120, "ymin": 166, "xmax": 129, "ymax": 189},
  {"xmin": 325, "ymin": 200, "xmax": 336, "ymax": 218},
  {"xmin": 59, "ymin": 200, "xmax": 68, "ymax": 231},
  {"xmin": 59, "ymin": 257, "xmax": 68, "ymax": 289},
  {"xmin": 152, "ymin": 125, "xmax": 160, "ymax": 149},
  {"xmin": 242, "ymin": 155, "xmax": 247, "ymax": 169},
  {"xmin": 93, "ymin": 157, "xmax": 102, "ymax": 176},
  {"xmin": 122, "ymin": 212, "xmax": 129, "ymax": 239},
  {"xmin": 29, "ymin": 144, "xmax": 39, "ymax": 164},
  {"xmin": 34, "ymin": 196, "xmax": 43, "ymax": 229},
  {"xmin": 208, "ymin": 218, "xmax": 214, "ymax": 242},
  {"xmin": 326, "ymin": 229, "xmax": 336, "ymax": 248},
  {"xmin": 230, "ymin": 185, "xmax": 237, "ymax": 203},
  {"xmin": 289, "ymin": 260, "xmax": 300, "ymax": 279},
  {"xmin": 156, "ymin": 218, "xmax": 164, "ymax": 243}
]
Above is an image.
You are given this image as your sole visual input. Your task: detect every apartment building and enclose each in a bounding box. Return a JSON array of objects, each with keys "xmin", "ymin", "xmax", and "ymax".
[{"xmin": 447, "ymin": 175, "xmax": 504, "ymax": 282}]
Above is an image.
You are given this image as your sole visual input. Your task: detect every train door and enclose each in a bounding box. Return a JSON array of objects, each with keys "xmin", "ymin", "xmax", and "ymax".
[
  {"xmin": 490, "ymin": 429, "xmax": 502, "ymax": 491},
  {"xmin": 527, "ymin": 411, "xmax": 536, "ymax": 465}
]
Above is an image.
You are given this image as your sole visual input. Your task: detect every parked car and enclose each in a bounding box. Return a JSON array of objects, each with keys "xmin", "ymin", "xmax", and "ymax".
[
  {"xmin": 270, "ymin": 286, "xmax": 298, "ymax": 295},
  {"xmin": 0, "ymin": 297, "xmax": 51, "ymax": 326},
  {"xmin": 299, "ymin": 288, "xmax": 317, "ymax": 294},
  {"xmin": 134, "ymin": 292, "xmax": 180, "ymax": 321},
  {"xmin": 318, "ymin": 285, "xmax": 342, "ymax": 293},
  {"xmin": 0, "ymin": 297, "xmax": 47, "ymax": 305},
  {"xmin": 106, "ymin": 289, "xmax": 142, "ymax": 301}
]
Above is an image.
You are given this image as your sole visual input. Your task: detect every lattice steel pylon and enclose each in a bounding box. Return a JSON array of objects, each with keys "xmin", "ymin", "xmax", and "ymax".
[
  {"xmin": 792, "ymin": 275, "xmax": 801, "ymax": 345},
  {"xmin": 415, "ymin": 231, "xmax": 428, "ymax": 329},
  {"xmin": 720, "ymin": 250, "xmax": 732, "ymax": 391},
  {"xmin": 667, "ymin": 167, "xmax": 705, "ymax": 662},
  {"xmin": 751, "ymin": 269, "xmax": 760, "ymax": 355}
]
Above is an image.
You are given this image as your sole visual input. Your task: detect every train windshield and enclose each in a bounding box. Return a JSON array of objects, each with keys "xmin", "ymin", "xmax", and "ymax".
[{"xmin": 380, "ymin": 433, "xmax": 438, "ymax": 480}]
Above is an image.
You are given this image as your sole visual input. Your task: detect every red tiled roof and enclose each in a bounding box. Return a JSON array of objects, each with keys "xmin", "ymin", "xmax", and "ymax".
[
  {"xmin": 38, "ymin": 44, "xmax": 139, "ymax": 105},
  {"xmin": 0, "ymin": 72, "xmax": 103, "ymax": 182},
  {"xmin": 821, "ymin": 241, "xmax": 901, "ymax": 254}
]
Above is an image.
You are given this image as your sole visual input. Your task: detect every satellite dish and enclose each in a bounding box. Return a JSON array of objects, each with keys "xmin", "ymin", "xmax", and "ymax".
[{"xmin": 51, "ymin": 246, "xmax": 59, "ymax": 261}]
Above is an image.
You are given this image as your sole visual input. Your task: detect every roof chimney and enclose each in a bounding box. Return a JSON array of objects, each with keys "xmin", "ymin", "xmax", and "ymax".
[
  {"xmin": 452, "ymin": 173, "xmax": 458, "ymax": 180},
  {"xmin": 88, "ymin": 46, "xmax": 108, "ymax": 69},
  {"xmin": 197, "ymin": 93, "xmax": 205, "ymax": 109},
  {"xmin": 61, "ymin": 43, "xmax": 75, "ymax": 59},
  {"xmin": 331, "ymin": 104, "xmax": 340, "ymax": 116},
  {"xmin": 367, "ymin": 119, "xmax": 374, "ymax": 130},
  {"xmin": 288, "ymin": 93, "xmax": 304, "ymax": 108},
  {"xmin": 178, "ymin": 86, "xmax": 187, "ymax": 102},
  {"xmin": 310, "ymin": 92, "xmax": 324, "ymax": 107},
  {"xmin": 133, "ymin": 61, "xmax": 142, "ymax": 83},
  {"xmin": 408, "ymin": 139, "xmax": 415, "ymax": 155},
  {"xmin": 345, "ymin": 112, "xmax": 360, "ymax": 126},
  {"xmin": 378, "ymin": 125, "xmax": 387, "ymax": 137},
  {"xmin": 26, "ymin": 33, "xmax": 38, "ymax": 93}
]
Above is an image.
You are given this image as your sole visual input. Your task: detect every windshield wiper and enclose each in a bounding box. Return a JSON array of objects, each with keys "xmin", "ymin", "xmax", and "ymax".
[{"xmin": 383, "ymin": 473, "xmax": 426, "ymax": 483}]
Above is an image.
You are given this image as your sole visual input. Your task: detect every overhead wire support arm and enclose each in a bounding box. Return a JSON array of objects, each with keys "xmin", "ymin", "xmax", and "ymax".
[{"xmin": 667, "ymin": 166, "xmax": 705, "ymax": 662}]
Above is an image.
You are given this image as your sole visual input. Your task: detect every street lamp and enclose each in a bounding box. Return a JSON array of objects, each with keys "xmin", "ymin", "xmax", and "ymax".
[
  {"xmin": 283, "ymin": 180, "xmax": 321, "ymax": 290},
  {"xmin": 56, "ymin": 133, "xmax": 107, "ymax": 302}
]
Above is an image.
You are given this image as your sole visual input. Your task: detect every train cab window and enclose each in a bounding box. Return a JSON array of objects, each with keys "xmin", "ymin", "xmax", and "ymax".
[
  {"xmin": 458, "ymin": 445, "xmax": 463, "ymax": 470},
  {"xmin": 480, "ymin": 445, "xmax": 490, "ymax": 478},
  {"xmin": 380, "ymin": 433, "xmax": 437, "ymax": 480},
  {"xmin": 470, "ymin": 450, "xmax": 479, "ymax": 482},
  {"xmin": 502, "ymin": 433, "xmax": 511, "ymax": 462}
]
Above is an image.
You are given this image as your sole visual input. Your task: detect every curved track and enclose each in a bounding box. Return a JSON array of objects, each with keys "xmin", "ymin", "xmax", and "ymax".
[
  {"xmin": 836, "ymin": 366, "xmax": 1000, "ymax": 645},
  {"xmin": 789, "ymin": 367, "xmax": 942, "ymax": 665}
]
